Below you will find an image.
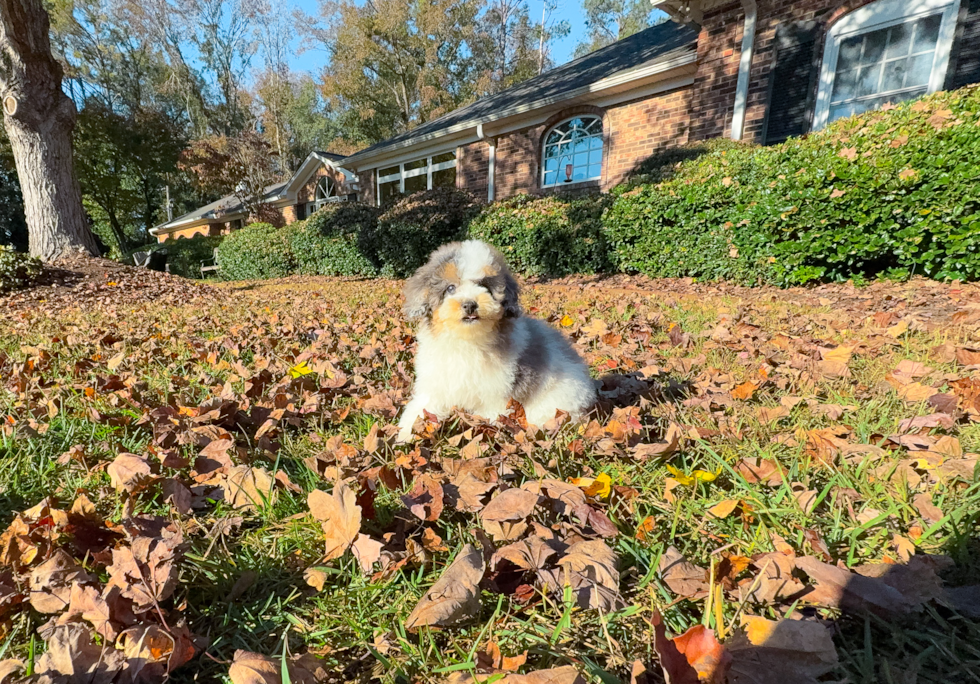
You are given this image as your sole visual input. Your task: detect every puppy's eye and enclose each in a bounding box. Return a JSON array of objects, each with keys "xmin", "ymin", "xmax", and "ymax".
[{"xmin": 445, "ymin": 284, "xmax": 456, "ymax": 295}]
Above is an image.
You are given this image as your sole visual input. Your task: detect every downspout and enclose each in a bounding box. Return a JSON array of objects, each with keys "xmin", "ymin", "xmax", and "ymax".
[
  {"xmin": 477, "ymin": 123, "xmax": 496, "ymax": 202},
  {"xmin": 730, "ymin": 0, "xmax": 757, "ymax": 141}
]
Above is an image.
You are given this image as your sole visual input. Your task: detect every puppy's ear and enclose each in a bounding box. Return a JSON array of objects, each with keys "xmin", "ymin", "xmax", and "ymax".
[
  {"xmin": 403, "ymin": 268, "xmax": 431, "ymax": 320},
  {"xmin": 502, "ymin": 270, "xmax": 521, "ymax": 318}
]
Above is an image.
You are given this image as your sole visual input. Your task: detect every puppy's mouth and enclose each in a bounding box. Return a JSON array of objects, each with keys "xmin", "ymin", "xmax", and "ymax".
[{"xmin": 462, "ymin": 314, "xmax": 480, "ymax": 323}]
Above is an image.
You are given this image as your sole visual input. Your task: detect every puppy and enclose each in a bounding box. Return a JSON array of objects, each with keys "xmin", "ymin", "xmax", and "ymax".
[{"xmin": 396, "ymin": 240, "xmax": 596, "ymax": 442}]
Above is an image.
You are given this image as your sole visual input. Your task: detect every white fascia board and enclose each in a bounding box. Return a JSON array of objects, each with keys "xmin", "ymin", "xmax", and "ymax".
[{"xmin": 342, "ymin": 50, "xmax": 697, "ymax": 171}]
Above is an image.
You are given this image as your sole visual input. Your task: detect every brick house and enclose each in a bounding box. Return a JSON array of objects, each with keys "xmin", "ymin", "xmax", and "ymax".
[
  {"xmin": 151, "ymin": 152, "xmax": 357, "ymax": 242},
  {"xmin": 341, "ymin": 0, "xmax": 980, "ymax": 205}
]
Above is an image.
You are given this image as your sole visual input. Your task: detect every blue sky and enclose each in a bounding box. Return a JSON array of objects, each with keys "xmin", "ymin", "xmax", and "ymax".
[{"xmin": 284, "ymin": 0, "xmax": 596, "ymax": 75}]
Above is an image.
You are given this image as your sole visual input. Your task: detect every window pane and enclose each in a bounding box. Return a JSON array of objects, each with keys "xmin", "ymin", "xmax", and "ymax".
[
  {"xmin": 380, "ymin": 180, "xmax": 400, "ymax": 204},
  {"xmin": 541, "ymin": 115, "xmax": 603, "ymax": 186},
  {"xmin": 857, "ymin": 65, "xmax": 880, "ymax": 96},
  {"xmin": 832, "ymin": 68, "xmax": 859, "ymax": 100},
  {"xmin": 838, "ymin": 36, "xmax": 863, "ymax": 71},
  {"xmin": 432, "ymin": 152, "xmax": 456, "ymax": 164},
  {"xmin": 881, "ymin": 60, "xmax": 907, "ymax": 92},
  {"xmin": 379, "ymin": 165, "xmax": 399, "ymax": 177},
  {"xmin": 829, "ymin": 103, "xmax": 854, "ymax": 122},
  {"xmin": 404, "ymin": 174, "xmax": 427, "ymax": 194},
  {"xmin": 432, "ymin": 167, "xmax": 456, "ymax": 189},
  {"xmin": 906, "ymin": 53, "xmax": 934, "ymax": 87},
  {"xmin": 885, "ymin": 23, "xmax": 911, "ymax": 60},
  {"xmin": 862, "ymin": 29, "xmax": 886, "ymax": 65},
  {"xmin": 913, "ymin": 15, "xmax": 941, "ymax": 53}
]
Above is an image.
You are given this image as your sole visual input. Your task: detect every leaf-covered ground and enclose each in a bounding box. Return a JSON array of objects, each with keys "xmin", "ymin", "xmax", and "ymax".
[{"xmin": 1, "ymin": 257, "xmax": 980, "ymax": 683}]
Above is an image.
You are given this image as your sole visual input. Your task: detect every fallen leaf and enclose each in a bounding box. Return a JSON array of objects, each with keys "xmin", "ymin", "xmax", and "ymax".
[
  {"xmin": 308, "ymin": 483, "xmax": 362, "ymax": 561},
  {"xmin": 405, "ymin": 544, "xmax": 485, "ymax": 629},
  {"xmin": 727, "ymin": 616, "xmax": 838, "ymax": 684},
  {"xmin": 659, "ymin": 546, "xmax": 709, "ymax": 599}
]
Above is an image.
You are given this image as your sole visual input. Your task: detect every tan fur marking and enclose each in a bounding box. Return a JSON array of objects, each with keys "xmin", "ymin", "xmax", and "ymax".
[
  {"xmin": 482, "ymin": 265, "xmax": 499, "ymax": 277},
  {"xmin": 440, "ymin": 262, "xmax": 460, "ymax": 282}
]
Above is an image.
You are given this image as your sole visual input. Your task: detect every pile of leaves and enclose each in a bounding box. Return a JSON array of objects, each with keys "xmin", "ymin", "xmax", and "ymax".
[
  {"xmin": 0, "ymin": 254, "xmax": 217, "ymax": 310},
  {"xmin": 0, "ymin": 272, "xmax": 978, "ymax": 683}
]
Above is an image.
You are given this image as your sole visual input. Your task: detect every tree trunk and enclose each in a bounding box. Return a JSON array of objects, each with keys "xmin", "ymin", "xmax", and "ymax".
[{"xmin": 0, "ymin": 0, "xmax": 100, "ymax": 260}]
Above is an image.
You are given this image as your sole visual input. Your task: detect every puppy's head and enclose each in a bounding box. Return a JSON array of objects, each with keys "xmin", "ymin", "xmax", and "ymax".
[{"xmin": 404, "ymin": 240, "xmax": 520, "ymax": 335}]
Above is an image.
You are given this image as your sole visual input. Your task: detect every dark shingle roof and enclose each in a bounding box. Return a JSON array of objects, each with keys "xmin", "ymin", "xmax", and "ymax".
[{"xmin": 345, "ymin": 21, "xmax": 698, "ymax": 164}]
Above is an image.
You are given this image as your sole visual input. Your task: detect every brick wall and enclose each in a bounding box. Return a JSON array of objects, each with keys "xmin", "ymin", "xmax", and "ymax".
[
  {"xmin": 455, "ymin": 89, "xmax": 692, "ymax": 200},
  {"xmin": 282, "ymin": 205, "xmax": 298, "ymax": 224},
  {"xmin": 691, "ymin": 0, "xmax": 980, "ymax": 145},
  {"xmin": 358, "ymin": 171, "xmax": 376, "ymax": 206},
  {"xmin": 457, "ymin": 141, "xmax": 490, "ymax": 199}
]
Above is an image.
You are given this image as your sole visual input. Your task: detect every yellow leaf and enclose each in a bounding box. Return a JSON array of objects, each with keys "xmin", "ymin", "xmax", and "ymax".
[
  {"xmin": 569, "ymin": 472, "xmax": 612, "ymax": 499},
  {"xmin": 706, "ymin": 499, "xmax": 740, "ymax": 519},
  {"xmin": 560, "ymin": 314, "xmax": 574, "ymax": 328},
  {"xmin": 288, "ymin": 361, "xmax": 313, "ymax": 378},
  {"xmin": 666, "ymin": 464, "xmax": 719, "ymax": 487}
]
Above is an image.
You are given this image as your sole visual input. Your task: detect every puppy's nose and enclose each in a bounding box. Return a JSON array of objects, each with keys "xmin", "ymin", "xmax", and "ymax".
[{"xmin": 462, "ymin": 300, "xmax": 478, "ymax": 315}]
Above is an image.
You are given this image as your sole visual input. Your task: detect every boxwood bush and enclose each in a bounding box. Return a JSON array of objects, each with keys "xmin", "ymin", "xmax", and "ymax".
[
  {"xmin": 371, "ymin": 188, "xmax": 482, "ymax": 277},
  {"xmin": 467, "ymin": 193, "xmax": 613, "ymax": 276},
  {"xmin": 216, "ymin": 222, "xmax": 295, "ymax": 280},
  {"xmin": 290, "ymin": 203, "xmax": 380, "ymax": 277},
  {"xmin": 0, "ymin": 245, "xmax": 42, "ymax": 293},
  {"xmin": 606, "ymin": 85, "xmax": 980, "ymax": 284}
]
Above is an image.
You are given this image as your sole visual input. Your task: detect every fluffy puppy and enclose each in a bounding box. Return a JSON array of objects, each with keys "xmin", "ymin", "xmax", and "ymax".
[{"xmin": 396, "ymin": 240, "xmax": 596, "ymax": 442}]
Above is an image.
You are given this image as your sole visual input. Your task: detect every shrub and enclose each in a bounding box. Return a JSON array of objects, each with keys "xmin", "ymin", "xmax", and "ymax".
[
  {"xmin": 216, "ymin": 222, "xmax": 296, "ymax": 280},
  {"xmin": 467, "ymin": 193, "xmax": 613, "ymax": 276},
  {"xmin": 371, "ymin": 188, "xmax": 483, "ymax": 277},
  {"xmin": 605, "ymin": 85, "xmax": 980, "ymax": 284},
  {"xmin": 0, "ymin": 245, "xmax": 42, "ymax": 293},
  {"xmin": 128, "ymin": 235, "xmax": 224, "ymax": 279},
  {"xmin": 290, "ymin": 203, "xmax": 380, "ymax": 277}
]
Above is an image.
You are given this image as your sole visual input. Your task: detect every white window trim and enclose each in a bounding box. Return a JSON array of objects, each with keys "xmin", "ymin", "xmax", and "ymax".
[
  {"xmin": 540, "ymin": 115, "xmax": 604, "ymax": 189},
  {"xmin": 375, "ymin": 154, "xmax": 457, "ymax": 206},
  {"xmin": 813, "ymin": 0, "xmax": 959, "ymax": 130}
]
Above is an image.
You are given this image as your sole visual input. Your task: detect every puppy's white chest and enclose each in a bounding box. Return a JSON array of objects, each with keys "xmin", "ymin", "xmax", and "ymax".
[{"xmin": 414, "ymin": 334, "xmax": 514, "ymax": 417}]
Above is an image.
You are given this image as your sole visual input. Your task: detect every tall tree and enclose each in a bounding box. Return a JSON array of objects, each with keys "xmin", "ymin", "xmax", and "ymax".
[
  {"xmin": 0, "ymin": 0, "xmax": 99, "ymax": 259},
  {"xmin": 574, "ymin": 0, "xmax": 658, "ymax": 57},
  {"xmin": 181, "ymin": 131, "xmax": 283, "ymax": 225},
  {"xmin": 308, "ymin": 0, "xmax": 486, "ymax": 143},
  {"xmin": 75, "ymin": 101, "xmax": 185, "ymax": 253}
]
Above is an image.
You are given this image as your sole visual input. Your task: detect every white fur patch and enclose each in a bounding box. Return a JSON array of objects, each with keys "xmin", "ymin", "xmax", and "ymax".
[{"xmin": 456, "ymin": 240, "xmax": 496, "ymax": 281}]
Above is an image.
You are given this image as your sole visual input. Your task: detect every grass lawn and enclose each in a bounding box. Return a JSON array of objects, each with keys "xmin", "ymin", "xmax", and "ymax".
[{"xmin": 1, "ymin": 261, "xmax": 979, "ymax": 683}]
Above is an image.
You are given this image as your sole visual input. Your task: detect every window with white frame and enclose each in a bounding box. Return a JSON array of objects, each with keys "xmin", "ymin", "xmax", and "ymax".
[
  {"xmin": 541, "ymin": 116, "xmax": 604, "ymax": 188},
  {"xmin": 376, "ymin": 152, "xmax": 457, "ymax": 205},
  {"xmin": 814, "ymin": 0, "xmax": 958, "ymax": 129},
  {"xmin": 307, "ymin": 176, "xmax": 340, "ymax": 215}
]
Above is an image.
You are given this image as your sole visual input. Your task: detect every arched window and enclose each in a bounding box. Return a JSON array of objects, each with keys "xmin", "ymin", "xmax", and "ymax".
[
  {"xmin": 316, "ymin": 176, "xmax": 336, "ymax": 201},
  {"xmin": 541, "ymin": 115, "xmax": 603, "ymax": 188},
  {"xmin": 814, "ymin": 0, "xmax": 958, "ymax": 129}
]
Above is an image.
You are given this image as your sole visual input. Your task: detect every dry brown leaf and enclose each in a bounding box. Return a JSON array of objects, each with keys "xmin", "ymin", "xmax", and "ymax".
[
  {"xmin": 308, "ymin": 482, "xmax": 362, "ymax": 561},
  {"xmin": 727, "ymin": 616, "xmax": 838, "ymax": 684},
  {"xmin": 107, "ymin": 452, "xmax": 154, "ymax": 492},
  {"xmin": 29, "ymin": 549, "xmax": 92, "ymax": 614},
  {"xmin": 659, "ymin": 546, "xmax": 709, "ymax": 599},
  {"xmin": 220, "ymin": 465, "xmax": 276, "ymax": 510},
  {"xmin": 480, "ymin": 488, "xmax": 540, "ymax": 542},
  {"xmin": 405, "ymin": 544, "xmax": 485, "ymax": 629}
]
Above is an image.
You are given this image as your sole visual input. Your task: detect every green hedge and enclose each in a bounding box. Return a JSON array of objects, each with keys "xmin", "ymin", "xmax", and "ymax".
[
  {"xmin": 0, "ymin": 245, "xmax": 42, "ymax": 293},
  {"xmin": 468, "ymin": 193, "xmax": 613, "ymax": 276},
  {"xmin": 371, "ymin": 188, "xmax": 482, "ymax": 277},
  {"xmin": 290, "ymin": 203, "xmax": 380, "ymax": 277},
  {"xmin": 606, "ymin": 85, "xmax": 980, "ymax": 285},
  {"xmin": 216, "ymin": 222, "xmax": 295, "ymax": 281}
]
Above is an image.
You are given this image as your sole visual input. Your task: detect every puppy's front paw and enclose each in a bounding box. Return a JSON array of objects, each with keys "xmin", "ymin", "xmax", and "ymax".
[{"xmin": 395, "ymin": 425, "xmax": 414, "ymax": 444}]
